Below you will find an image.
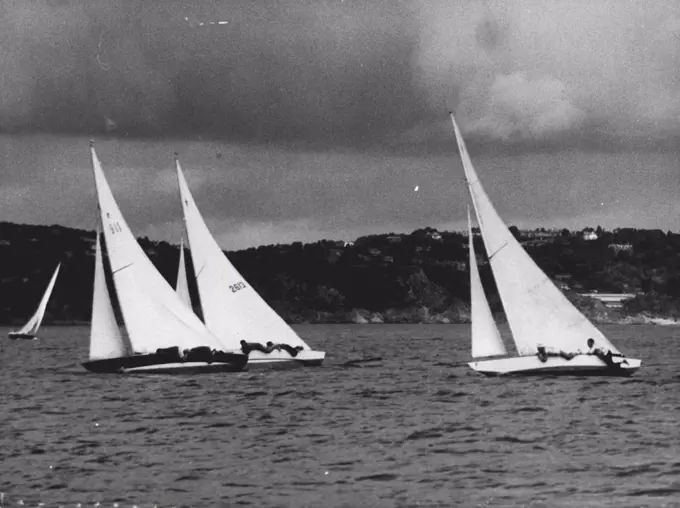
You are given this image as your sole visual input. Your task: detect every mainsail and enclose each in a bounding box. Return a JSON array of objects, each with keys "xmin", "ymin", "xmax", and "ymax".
[
  {"xmin": 175, "ymin": 157, "xmax": 309, "ymax": 350},
  {"xmin": 90, "ymin": 142, "xmax": 227, "ymax": 354},
  {"xmin": 175, "ymin": 237, "xmax": 192, "ymax": 308},
  {"xmin": 468, "ymin": 207, "xmax": 507, "ymax": 358},
  {"xmin": 89, "ymin": 229, "xmax": 128, "ymax": 360},
  {"xmin": 16, "ymin": 263, "xmax": 61, "ymax": 336},
  {"xmin": 450, "ymin": 113, "xmax": 619, "ymax": 356}
]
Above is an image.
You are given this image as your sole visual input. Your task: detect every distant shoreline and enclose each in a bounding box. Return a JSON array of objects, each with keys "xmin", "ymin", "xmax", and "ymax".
[
  {"xmin": 5, "ymin": 313, "xmax": 678, "ymax": 328},
  {"xmin": 4, "ymin": 221, "xmax": 680, "ymax": 328}
]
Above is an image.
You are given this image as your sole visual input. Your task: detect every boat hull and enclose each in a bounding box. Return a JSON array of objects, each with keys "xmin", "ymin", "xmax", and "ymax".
[
  {"xmin": 8, "ymin": 332, "xmax": 37, "ymax": 340},
  {"xmin": 246, "ymin": 350, "xmax": 326, "ymax": 370},
  {"xmin": 469, "ymin": 355, "xmax": 641, "ymax": 377},
  {"xmin": 82, "ymin": 351, "xmax": 248, "ymax": 374}
]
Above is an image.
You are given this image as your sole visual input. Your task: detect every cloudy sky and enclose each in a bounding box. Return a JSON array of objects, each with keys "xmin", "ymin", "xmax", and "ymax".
[{"xmin": 2, "ymin": 0, "xmax": 680, "ymax": 249}]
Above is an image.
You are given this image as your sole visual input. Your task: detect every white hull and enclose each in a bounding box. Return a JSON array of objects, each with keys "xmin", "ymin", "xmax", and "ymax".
[
  {"xmin": 246, "ymin": 350, "xmax": 326, "ymax": 370},
  {"xmin": 469, "ymin": 354, "xmax": 642, "ymax": 377},
  {"xmin": 122, "ymin": 361, "xmax": 242, "ymax": 374}
]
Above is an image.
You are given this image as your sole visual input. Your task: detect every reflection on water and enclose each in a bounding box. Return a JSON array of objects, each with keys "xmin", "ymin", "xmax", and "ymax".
[{"xmin": 0, "ymin": 324, "xmax": 678, "ymax": 507}]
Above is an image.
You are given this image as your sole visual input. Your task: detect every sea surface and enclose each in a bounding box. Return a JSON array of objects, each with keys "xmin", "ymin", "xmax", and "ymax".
[{"xmin": 0, "ymin": 324, "xmax": 679, "ymax": 508}]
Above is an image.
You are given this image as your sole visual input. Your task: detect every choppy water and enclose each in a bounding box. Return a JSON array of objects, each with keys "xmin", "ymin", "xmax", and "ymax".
[{"xmin": 0, "ymin": 324, "xmax": 679, "ymax": 508}]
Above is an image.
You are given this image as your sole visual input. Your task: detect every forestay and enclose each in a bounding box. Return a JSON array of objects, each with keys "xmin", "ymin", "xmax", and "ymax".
[
  {"xmin": 89, "ymin": 230, "xmax": 128, "ymax": 360},
  {"xmin": 17, "ymin": 263, "xmax": 61, "ymax": 335},
  {"xmin": 176, "ymin": 158, "xmax": 309, "ymax": 350},
  {"xmin": 450, "ymin": 113, "xmax": 620, "ymax": 356},
  {"xmin": 90, "ymin": 143, "xmax": 227, "ymax": 354},
  {"xmin": 468, "ymin": 207, "xmax": 507, "ymax": 358}
]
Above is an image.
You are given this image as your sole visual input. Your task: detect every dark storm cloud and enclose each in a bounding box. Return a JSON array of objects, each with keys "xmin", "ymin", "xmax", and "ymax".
[
  {"xmin": 0, "ymin": 0, "xmax": 428, "ymax": 146},
  {"xmin": 4, "ymin": 0, "xmax": 680, "ymax": 154}
]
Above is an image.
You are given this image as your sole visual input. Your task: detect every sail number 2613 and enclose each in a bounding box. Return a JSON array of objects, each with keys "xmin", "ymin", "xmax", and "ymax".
[{"xmin": 230, "ymin": 281, "xmax": 247, "ymax": 293}]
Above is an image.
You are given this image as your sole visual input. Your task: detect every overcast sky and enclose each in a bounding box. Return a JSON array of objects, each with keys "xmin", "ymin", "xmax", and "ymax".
[{"xmin": 2, "ymin": 0, "xmax": 680, "ymax": 249}]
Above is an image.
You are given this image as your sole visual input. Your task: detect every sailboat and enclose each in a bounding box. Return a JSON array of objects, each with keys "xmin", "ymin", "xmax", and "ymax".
[
  {"xmin": 174, "ymin": 155, "xmax": 325, "ymax": 369},
  {"xmin": 451, "ymin": 112, "xmax": 641, "ymax": 376},
  {"xmin": 82, "ymin": 141, "xmax": 248, "ymax": 374},
  {"xmin": 8, "ymin": 263, "xmax": 61, "ymax": 340}
]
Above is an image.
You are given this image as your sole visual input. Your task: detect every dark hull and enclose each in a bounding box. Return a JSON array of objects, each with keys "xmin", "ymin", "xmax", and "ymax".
[
  {"xmin": 478, "ymin": 368, "xmax": 638, "ymax": 378},
  {"xmin": 82, "ymin": 351, "xmax": 248, "ymax": 374},
  {"xmin": 8, "ymin": 333, "xmax": 37, "ymax": 340}
]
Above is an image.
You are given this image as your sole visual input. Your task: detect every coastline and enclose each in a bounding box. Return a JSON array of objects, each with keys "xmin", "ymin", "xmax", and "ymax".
[
  {"xmin": 4, "ymin": 222, "xmax": 680, "ymax": 330},
  {"xmin": 4, "ymin": 313, "xmax": 679, "ymax": 327}
]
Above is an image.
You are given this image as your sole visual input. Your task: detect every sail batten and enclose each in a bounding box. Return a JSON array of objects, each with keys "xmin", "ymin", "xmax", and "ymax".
[
  {"xmin": 450, "ymin": 113, "xmax": 620, "ymax": 356},
  {"xmin": 176, "ymin": 159, "xmax": 310, "ymax": 350},
  {"xmin": 90, "ymin": 144, "xmax": 227, "ymax": 354},
  {"xmin": 468, "ymin": 207, "xmax": 507, "ymax": 358}
]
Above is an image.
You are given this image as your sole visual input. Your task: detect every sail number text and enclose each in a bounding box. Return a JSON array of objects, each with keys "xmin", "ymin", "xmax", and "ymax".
[
  {"xmin": 230, "ymin": 281, "xmax": 247, "ymax": 293},
  {"xmin": 109, "ymin": 221, "xmax": 123, "ymax": 234}
]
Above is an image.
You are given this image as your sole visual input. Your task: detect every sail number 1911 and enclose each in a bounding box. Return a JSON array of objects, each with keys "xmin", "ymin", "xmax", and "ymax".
[{"xmin": 230, "ymin": 281, "xmax": 247, "ymax": 293}]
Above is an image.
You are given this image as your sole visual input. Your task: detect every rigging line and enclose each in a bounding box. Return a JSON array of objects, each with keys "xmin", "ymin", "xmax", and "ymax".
[
  {"xmin": 488, "ymin": 242, "xmax": 508, "ymax": 260},
  {"xmin": 112, "ymin": 262, "xmax": 133, "ymax": 275},
  {"xmin": 196, "ymin": 264, "xmax": 206, "ymax": 279}
]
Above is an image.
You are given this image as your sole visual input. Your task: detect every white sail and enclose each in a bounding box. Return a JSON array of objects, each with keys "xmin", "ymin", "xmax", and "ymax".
[
  {"xmin": 450, "ymin": 113, "xmax": 620, "ymax": 356},
  {"xmin": 176, "ymin": 157, "xmax": 309, "ymax": 350},
  {"xmin": 89, "ymin": 230, "xmax": 128, "ymax": 360},
  {"xmin": 175, "ymin": 237, "xmax": 192, "ymax": 308},
  {"xmin": 17, "ymin": 263, "xmax": 61, "ymax": 335},
  {"xmin": 468, "ymin": 207, "xmax": 507, "ymax": 358},
  {"xmin": 89, "ymin": 142, "xmax": 227, "ymax": 354}
]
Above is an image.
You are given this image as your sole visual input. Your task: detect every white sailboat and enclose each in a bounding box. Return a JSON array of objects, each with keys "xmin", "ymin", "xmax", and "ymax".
[
  {"xmin": 82, "ymin": 141, "xmax": 248, "ymax": 374},
  {"xmin": 175, "ymin": 155, "xmax": 325, "ymax": 369},
  {"xmin": 9, "ymin": 263, "xmax": 61, "ymax": 340},
  {"xmin": 450, "ymin": 112, "xmax": 641, "ymax": 376},
  {"xmin": 175, "ymin": 237, "xmax": 192, "ymax": 309}
]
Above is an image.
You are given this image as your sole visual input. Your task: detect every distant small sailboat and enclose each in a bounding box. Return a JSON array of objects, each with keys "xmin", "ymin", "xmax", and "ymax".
[
  {"xmin": 175, "ymin": 154, "xmax": 325, "ymax": 369},
  {"xmin": 82, "ymin": 141, "xmax": 248, "ymax": 374},
  {"xmin": 8, "ymin": 263, "xmax": 61, "ymax": 340},
  {"xmin": 175, "ymin": 237, "xmax": 192, "ymax": 308},
  {"xmin": 450, "ymin": 112, "xmax": 641, "ymax": 376}
]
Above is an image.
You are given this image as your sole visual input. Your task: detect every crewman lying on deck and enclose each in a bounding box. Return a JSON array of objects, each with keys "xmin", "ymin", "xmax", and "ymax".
[
  {"xmin": 240, "ymin": 339, "xmax": 304, "ymax": 357},
  {"xmin": 276, "ymin": 343, "xmax": 304, "ymax": 357},
  {"xmin": 582, "ymin": 338, "xmax": 629, "ymax": 367},
  {"xmin": 536, "ymin": 345, "xmax": 576, "ymax": 362},
  {"xmin": 584, "ymin": 338, "xmax": 597, "ymax": 355},
  {"xmin": 244, "ymin": 342, "xmax": 278, "ymax": 353},
  {"xmin": 240, "ymin": 340, "xmax": 269, "ymax": 354}
]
